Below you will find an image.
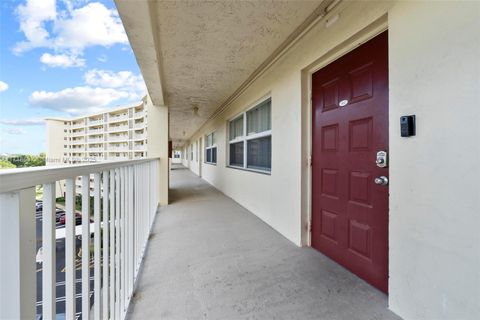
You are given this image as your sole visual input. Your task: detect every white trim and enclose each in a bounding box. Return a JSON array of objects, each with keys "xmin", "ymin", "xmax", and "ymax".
[{"xmin": 227, "ymin": 97, "xmax": 272, "ymax": 173}]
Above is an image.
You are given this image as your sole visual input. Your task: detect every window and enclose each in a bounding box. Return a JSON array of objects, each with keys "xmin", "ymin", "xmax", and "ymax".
[
  {"xmin": 190, "ymin": 145, "xmax": 193, "ymax": 161},
  {"xmin": 228, "ymin": 98, "xmax": 271, "ymax": 172},
  {"xmin": 205, "ymin": 132, "xmax": 217, "ymax": 164}
]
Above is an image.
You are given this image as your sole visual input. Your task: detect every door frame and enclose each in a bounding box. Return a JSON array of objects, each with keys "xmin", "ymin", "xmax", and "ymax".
[{"xmin": 300, "ymin": 16, "xmax": 389, "ymax": 247}]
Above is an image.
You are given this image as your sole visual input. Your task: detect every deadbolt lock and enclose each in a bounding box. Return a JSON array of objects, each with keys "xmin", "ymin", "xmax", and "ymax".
[{"xmin": 376, "ymin": 151, "xmax": 388, "ymax": 168}]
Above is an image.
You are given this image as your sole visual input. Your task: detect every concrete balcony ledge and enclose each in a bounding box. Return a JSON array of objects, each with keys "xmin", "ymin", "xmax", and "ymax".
[{"xmin": 127, "ymin": 165, "xmax": 400, "ymax": 320}]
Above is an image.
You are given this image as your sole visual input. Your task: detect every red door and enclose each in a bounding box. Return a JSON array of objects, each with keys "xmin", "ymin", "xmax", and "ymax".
[{"xmin": 311, "ymin": 32, "xmax": 389, "ymax": 293}]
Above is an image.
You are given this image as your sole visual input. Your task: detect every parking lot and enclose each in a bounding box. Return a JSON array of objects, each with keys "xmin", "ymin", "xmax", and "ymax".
[{"xmin": 35, "ymin": 203, "xmax": 94, "ymax": 319}]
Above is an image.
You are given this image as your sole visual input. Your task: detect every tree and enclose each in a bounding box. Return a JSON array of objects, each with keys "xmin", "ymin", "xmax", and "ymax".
[
  {"xmin": 8, "ymin": 154, "xmax": 28, "ymax": 167},
  {"xmin": 0, "ymin": 159, "xmax": 16, "ymax": 169},
  {"xmin": 7, "ymin": 153, "xmax": 45, "ymax": 167},
  {"xmin": 25, "ymin": 153, "xmax": 46, "ymax": 167}
]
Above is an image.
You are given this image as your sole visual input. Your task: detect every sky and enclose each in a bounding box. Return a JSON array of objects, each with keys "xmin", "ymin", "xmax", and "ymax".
[{"xmin": 0, "ymin": 0, "xmax": 146, "ymax": 155}]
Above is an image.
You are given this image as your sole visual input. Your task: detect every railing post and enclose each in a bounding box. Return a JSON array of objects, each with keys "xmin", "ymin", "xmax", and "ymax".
[
  {"xmin": 65, "ymin": 178, "xmax": 76, "ymax": 320},
  {"xmin": 0, "ymin": 188, "xmax": 36, "ymax": 320},
  {"xmin": 102, "ymin": 170, "xmax": 110, "ymax": 320},
  {"xmin": 93, "ymin": 173, "xmax": 102, "ymax": 319},
  {"xmin": 43, "ymin": 183, "xmax": 57, "ymax": 319},
  {"xmin": 81, "ymin": 175, "xmax": 91, "ymax": 320}
]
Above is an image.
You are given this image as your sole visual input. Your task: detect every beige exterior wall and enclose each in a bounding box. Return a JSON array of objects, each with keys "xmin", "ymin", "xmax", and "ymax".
[
  {"xmin": 144, "ymin": 95, "xmax": 169, "ymax": 205},
  {"xmin": 180, "ymin": 1, "xmax": 480, "ymax": 319},
  {"xmin": 388, "ymin": 2, "xmax": 480, "ymax": 319},
  {"xmin": 45, "ymin": 119, "xmax": 68, "ymax": 196},
  {"xmin": 45, "ymin": 119, "xmax": 66, "ymax": 166}
]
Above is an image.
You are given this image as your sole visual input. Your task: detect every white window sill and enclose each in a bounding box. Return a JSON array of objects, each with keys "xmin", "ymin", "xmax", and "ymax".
[{"xmin": 226, "ymin": 165, "xmax": 271, "ymax": 175}]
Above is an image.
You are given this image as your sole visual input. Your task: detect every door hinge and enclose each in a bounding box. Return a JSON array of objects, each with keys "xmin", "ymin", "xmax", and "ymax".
[{"xmin": 307, "ymin": 156, "xmax": 312, "ymax": 167}]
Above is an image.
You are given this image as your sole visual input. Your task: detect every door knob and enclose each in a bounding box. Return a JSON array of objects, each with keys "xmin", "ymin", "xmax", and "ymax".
[{"xmin": 374, "ymin": 176, "xmax": 389, "ymax": 186}]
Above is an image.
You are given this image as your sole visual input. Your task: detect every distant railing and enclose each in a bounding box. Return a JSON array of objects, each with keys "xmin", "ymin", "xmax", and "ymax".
[
  {"xmin": 88, "ymin": 119, "xmax": 104, "ymax": 126},
  {"xmin": 88, "ymin": 128, "xmax": 104, "ymax": 134},
  {"xmin": 0, "ymin": 158, "xmax": 160, "ymax": 320},
  {"xmin": 109, "ymin": 135, "xmax": 129, "ymax": 142},
  {"xmin": 133, "ymin": 111, "xmax": 145, "ymax": 118},
  {"xmin": 108, "ymin": 115, "xmax": 129, "ymax": 123},
  {"xmin": 71, "ymin": 130, "xmax": 86, "ymax": 137},
  {"xmin": 109, "ymin": 125, "xmax": 129, "ymax": 133},
  {"xmin": 71, "ymin": 123, "xmax": 85, "ymax": 129},
  {"xmin": 133, "ymin": 145, "xmax": 146, "ymax": 151},
  {"xmin": 133, "ymin": 134, "xmax": 146, "ymax": 140}
]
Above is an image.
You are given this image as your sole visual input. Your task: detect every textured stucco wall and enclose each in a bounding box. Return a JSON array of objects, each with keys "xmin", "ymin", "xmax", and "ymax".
[{"xmin": 388, "ymin": 2, "xmax": 480, "ymax": 319}]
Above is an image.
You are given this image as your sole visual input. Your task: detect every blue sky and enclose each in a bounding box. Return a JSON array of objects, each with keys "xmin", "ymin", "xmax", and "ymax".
[{"xmin": 0, "ymin": 0, "xmax": 145, "ymax": 155}]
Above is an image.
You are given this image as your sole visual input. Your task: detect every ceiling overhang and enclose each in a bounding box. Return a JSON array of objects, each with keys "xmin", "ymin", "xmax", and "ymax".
[{"xmin": 116, "ymin": 0, "xmax": 330, "ymax": 149}]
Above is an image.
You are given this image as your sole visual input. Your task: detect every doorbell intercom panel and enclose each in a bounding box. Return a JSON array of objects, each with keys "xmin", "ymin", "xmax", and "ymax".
[{"xmin": 400, "ymin": 115, "xmax": 416, "ymax": 137}]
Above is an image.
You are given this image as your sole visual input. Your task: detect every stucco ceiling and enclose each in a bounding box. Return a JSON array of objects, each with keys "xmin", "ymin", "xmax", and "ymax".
[{"xmin": 116, "ymin": 0, "xmax": 324, "ymax": 148}]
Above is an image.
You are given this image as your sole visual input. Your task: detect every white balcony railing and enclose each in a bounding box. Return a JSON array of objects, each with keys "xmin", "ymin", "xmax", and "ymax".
[
  {"xmin": 133, "ymin": 134, "xmax": 146, "ymax": 140},
  {"xmin": 133, "ymin": 144, "xmax": 146, "ymax": 151},
  {"xmin": 109, "ymin": 125, "xmax": 129, "ymax": 133},
  {"xmin": 71, "ymin": 131, "xmax": 85, "ymax": 137},
  {"xmin": 88, "ymin": 128, "xmax": 104, "ymax": 134},
  {"xmin": 108, "ymin": 114, "xmax": 129, "ymax": 123},
  {"xmin": 71, "ymin": 122, "xmax": 85, "ymax": 129},
  {"xmin": 88, "ymin": 119, "xmax": 104, "ymax": 126},
  {"xmin": 109, "ymin": 135, "xmax": 129, "ymax": 142},
  {"xmin": 133, "ymin": 111, "xmax": 145, "ymax": 118},
  {"xmin": 0, "ymin": 158, "xmax": 160, "ymax": 320}
]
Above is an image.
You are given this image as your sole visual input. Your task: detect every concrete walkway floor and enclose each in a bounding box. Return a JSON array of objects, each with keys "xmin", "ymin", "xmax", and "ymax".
[{"xmin": 127, "ymin": 165, "xmax": 401, "ymax": 320}]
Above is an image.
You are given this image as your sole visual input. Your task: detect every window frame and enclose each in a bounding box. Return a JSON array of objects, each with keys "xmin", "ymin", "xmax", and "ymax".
[
  {"xmin": 204, "ymin": 131, "xmax": 217, "ymax": 165},
  {"xmin": 227, "ymin": 96, "xmax": 272, "ymax": 174}
]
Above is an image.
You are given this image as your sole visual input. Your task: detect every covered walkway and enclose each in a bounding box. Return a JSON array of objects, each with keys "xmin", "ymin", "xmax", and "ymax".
[{"xmin": 127, "ymin": 165, "xmax": 400, "ymax": 320}]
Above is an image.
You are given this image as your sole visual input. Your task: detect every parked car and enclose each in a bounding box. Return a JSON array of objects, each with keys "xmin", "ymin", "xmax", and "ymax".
[
  {"xmin": 55, "ymin": 209, "xmax": 65, "ymax": 223},
  {"xmin": 35, "ymin": 201, "xmax": 43, "ymax": 212},
  {"xmin": 59, "ymin": 213, "xmax": 90, "ymax": 226}
]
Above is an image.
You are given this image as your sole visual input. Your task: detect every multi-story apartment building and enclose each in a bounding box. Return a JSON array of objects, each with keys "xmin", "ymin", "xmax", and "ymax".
[
  {"xmin": 45, "ymin": 95, "xmax": 163, "ymax": 195},
  {"xmin": 46, "ymin": 97, "xmax": 149, "ymax": 165}
]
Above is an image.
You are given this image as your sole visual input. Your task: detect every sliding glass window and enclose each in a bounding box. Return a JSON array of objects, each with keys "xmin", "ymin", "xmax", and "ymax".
[
  {"xmin": 228, "ymin": 98, "xmax": 271, "ymax": 172},
  {"xmin": 205, "ymin": 132, "xmax": 217, "ymax": 164}
]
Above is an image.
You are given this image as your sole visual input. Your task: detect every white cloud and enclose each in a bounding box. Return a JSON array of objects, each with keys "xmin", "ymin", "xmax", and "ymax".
[
  {"xmin": 5, "ymin": 128, "xmax": 27, "ymax": 135},
  {"xmin": 0, "ymin": 81, "xmax": 9, "ymax": 92},
  {"xmin": 84, "ymin": 69, "xmax": 145, "ymax": 90},
  {"xmin": 53, "ymin": 2, "xmax": 127, "ymax": 50},
  {"xmin": 28, "ymin": 67, "xmax": 146, "ymax": 115},
  {"xmin": 40, "ymin": 52, "xmax": 85, "ymax": 68},
  {"xmin": 0, "ymin": 119, "xmax": 45, "ymax": 126},
  {"xmin": 14, "ymin": 0, "xmax": 57, "ymax": 53},
  {"xmin": 29, "ymin": 86, "xmax": 130, "ymax": 115},
  {"xmin": 14, "ymin": 0, "xmax": 127, "ymax": 55}
]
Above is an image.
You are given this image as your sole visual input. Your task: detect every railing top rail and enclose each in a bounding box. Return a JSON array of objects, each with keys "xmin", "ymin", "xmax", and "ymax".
[{"xmin": 0, "ymin": 157, "xmax": 160, "ymax": 193}]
